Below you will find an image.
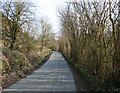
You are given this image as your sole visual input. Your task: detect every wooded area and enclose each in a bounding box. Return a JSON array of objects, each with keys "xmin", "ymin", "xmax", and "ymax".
[
  {"xmin": 58, "ymin": 0, "xmax": 120, "ymax": 90},
  {"xmin": 1, "ymin": 1, "xmax": 56, "ymax": 89},
  {"xmin": 1, "ymin": 2, "xmax": 56, "ymax": 51},
  {"xmin": 1, "ymin": 0, "xmax": 120, "ymax": 91}
]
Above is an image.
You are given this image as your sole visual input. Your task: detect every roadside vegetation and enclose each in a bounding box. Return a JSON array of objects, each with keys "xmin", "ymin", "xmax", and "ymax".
[
  {"xmin": 2, "ymin": 48, "xmax": 51, "ymax": 89},
  {"xmin": 1, "ymin": 0, "xmax": 120, "ymax": 91},
  {"xmin": 1, "ymin": 1, "xmax": 56, "ymax": 89},
  {"xmin": 58, "ymin": 0, "xmax": 120, "ymax": 91}
]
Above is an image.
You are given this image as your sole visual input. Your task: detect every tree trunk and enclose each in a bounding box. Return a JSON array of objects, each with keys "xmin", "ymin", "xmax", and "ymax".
[{"xmin": 9, "ymin": 41, "xmax": 14, "ymax": 49}]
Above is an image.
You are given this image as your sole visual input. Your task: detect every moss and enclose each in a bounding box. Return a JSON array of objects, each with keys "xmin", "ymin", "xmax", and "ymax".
[
  {"xmin": 41, "ymin": 48, "xmax": 51, "ymax": 58},
  {"xmin": 38, "ymin": 59, "xmax": 43, "ymax": 64},
  {"xmin": 12, "ymin": 52, "xmax": 25, "ymax": 63}
]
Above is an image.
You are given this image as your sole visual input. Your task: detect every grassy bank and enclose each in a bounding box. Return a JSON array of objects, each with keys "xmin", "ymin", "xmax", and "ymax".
[{"xmin": 1, "ymin": 48, "xmax": 51, "ymax": 89}]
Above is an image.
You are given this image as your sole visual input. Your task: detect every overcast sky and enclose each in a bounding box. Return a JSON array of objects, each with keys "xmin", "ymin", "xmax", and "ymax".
[{"xmin": 31, "ymin": 0, "xmax": 70, "ymax": 35}]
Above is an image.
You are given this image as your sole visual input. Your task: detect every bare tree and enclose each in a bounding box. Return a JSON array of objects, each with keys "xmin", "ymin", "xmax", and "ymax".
[
  {"xmin": 59, "ymin": 0, "xmax": 120, "ymax": 89},
  {"xmin": 2, "ymin": 1, "xmax": 34, "ymax": 49},
  {"xmin": 38, "ymin": 19, "xmax": 52, "ymax": 50}
]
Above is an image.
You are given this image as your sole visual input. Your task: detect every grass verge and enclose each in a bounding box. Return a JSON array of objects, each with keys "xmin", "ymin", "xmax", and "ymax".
[{"xmin": 2, "ymin": 48, "xmax": 52, "ymax": 90}]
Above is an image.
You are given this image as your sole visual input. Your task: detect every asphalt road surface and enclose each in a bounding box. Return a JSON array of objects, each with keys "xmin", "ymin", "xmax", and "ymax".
[{"xmin": 4, "ymin": 51, "xmax": 76, "ymax": 91}]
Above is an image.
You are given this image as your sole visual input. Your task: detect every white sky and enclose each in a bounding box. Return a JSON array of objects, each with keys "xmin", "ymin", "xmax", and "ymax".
[{"xmin": 31, "ymin": 0, "xmax": 70, "ymax": 35}]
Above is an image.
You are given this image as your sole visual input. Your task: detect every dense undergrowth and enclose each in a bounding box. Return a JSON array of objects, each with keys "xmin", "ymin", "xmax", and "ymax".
[
  {"xmin": 59, "ymin": 1, "xmax": 120, "ymax": 91},
  {"xmin": 62, "ymin": 53, "xmax": 120, "ymax": 91},
  {"xmin": 1, "ymin": 48, "xmax": 51, "ymax": 89}
]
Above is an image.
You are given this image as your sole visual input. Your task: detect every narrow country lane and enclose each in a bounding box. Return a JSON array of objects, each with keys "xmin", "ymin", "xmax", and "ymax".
[{"xmin": 4, "ymin": 51, "xmax": 76, "ymax": 91}]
